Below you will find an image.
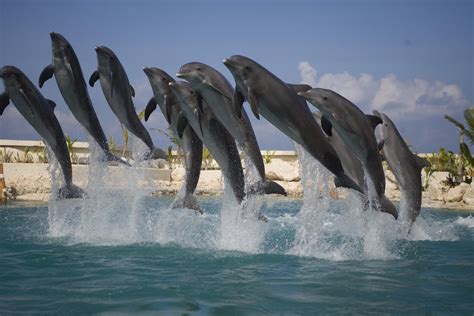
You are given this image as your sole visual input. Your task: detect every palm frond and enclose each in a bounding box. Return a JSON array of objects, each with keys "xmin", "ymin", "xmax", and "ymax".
[{"xmin": 444, "ymin": 115, "xmax": 465, "ymax": 131}]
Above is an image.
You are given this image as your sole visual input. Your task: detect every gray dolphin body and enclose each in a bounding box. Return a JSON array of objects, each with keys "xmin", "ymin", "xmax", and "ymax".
[
  {"xmin": 222, "ymin": 55, "xmax": 358, "ymax": 191},
  {"xmin": 0, "ymin": 66, "xmax": 84, "ymax": 199},
  {"xmin": 176, "ymin": 62, "xmax": 286, "ymax": 196},
  {"xmin": 89, "ymin": 46, "xmax": 166, "ymax": 160},
  {"xmin": 374, "ymin": 110, "xmax": 429, "ymax": 225},
  {"xmin": 38, "ymin": 33, "xmax": 126, "ymax": 165},
  {"xmin": 143, "ymin": 67, "xmax": 203, "ymax": 212},
  {"xmin": 313, "ymin": 111, "xmax": 398, "ymax": 218},
  {"xmin": 168, "ymin": 81, "xmax": 245, "ymax": 204},
  {"xmin": 300, "ymin": 88, "xmax": 398, "ymax": 219}
]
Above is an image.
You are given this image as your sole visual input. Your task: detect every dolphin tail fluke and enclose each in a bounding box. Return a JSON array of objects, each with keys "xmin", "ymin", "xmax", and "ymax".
[
  {"xmin": 171, "ymin": 194, "xmax": 203, "ymax": 214},
  {"xmin": 57, "ymin": 184, "xmax": 87, "ymax": 200},
  {"xmin": 105, "ymin": 151, "xmax": 131, "ymax": 166},
  {"xmin": 263, "ymin": 180, "xmax": 287, "ymax": 196}
]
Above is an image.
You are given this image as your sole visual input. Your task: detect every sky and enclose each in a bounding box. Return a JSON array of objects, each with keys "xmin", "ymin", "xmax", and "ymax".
[{"xmin": 0, "ymin": 0, "xmax": 472, "ymax": 153}]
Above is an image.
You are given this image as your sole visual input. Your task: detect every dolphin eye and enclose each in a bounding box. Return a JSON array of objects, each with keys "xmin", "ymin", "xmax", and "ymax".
[
  {"xmin": 197, "ymin": 68, "xmax": 201, "ymax": 71},
  {"xmin": 190, "ymin": 91, "xmax": 194, "ymax": 94},
  {"xmin": 384, "ymin": 124, "xmax": 388, "ymax": 127},
  {"xmin": 323, "ymin": 97, "xmax": 328, "ymax": 100},
  {"xmin": 162, "ymin": 77, "xmax": 167, "ymax": 81},
  {"xmin": 245, "ymin": 66, "xmax": 250, "ymax": 70}
]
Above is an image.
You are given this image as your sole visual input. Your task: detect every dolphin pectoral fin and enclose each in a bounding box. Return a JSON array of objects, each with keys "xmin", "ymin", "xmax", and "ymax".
[
  {"xmin": 0, "ymin": 91, "xmax": 10, "ymax": 115},
  {"xmin": 192, "ymin": 108, "xmax": 203, "ymax": 136},
  {"xmin": 164, "ymin": 94, "xmax": 173, "ymax": 124},
  {"xmin": 320, "ymin": 114, "xmax": 333, "ymax": 137},
  {"xmin": 247, "ymin": 87, "xmax": 260, "ymax": 119},
  {"xmin": 109, "ymin": 72, "xmax": 114, "ymax": 98},
  {"xmin": 414, "ymin": 155, "xmax": 430, "ymax": 170},
  {"xmin": 196, "ymin": 93, "xmax": 204, "ymax": 113},
  {"xmin": 377, "ymin": 140, "xmax": 385, "ymax": 151},
  {"xmin": 130, "ymin": 85, "xmax": 135, "ymax": 97},
  {"xmin": 233, "ymin": 86, "xmax": 244, "ymax": 118},
  {"xmin": 207, "ymin": 82, "xmax": 230, "ymax": 99},
  {"xmin": 264, "ymin": 180, "xmax": 287, "ymax": 196},
  {"xmin": 286, "ymin": 83, "xmax": 312, "ymax": 93},
  {"xmin": 176, "ymin": 113, "xmax": 188, "ymax": 138},
  {"xmin": 89, "ymin": 70, "xmax": 100, "ymax": 87},
  {"xmin": 39, "ymin": 64, "xmax": 54, "ymax": 88},
  {"xmin": 144, "ymin": 97, "xmax": 157, "ymax": 122},
  {"xmin": 46, "ymin": 99, "xmax": 56, "ymax": 111},
  {"xmin": 366, "ymin": 114, "xmax": 383, "ymax": 130}
]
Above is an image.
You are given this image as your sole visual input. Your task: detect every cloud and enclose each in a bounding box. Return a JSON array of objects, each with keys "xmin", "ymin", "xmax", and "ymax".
[{"xmin": 298, "ymin": 61, "xmax": 470, "ymax": 119}]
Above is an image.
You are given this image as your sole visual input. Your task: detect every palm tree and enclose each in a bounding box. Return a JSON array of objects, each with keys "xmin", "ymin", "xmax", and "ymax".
[{"xmin": 445, "ymin": 107, "xmax": 474, "ymax": 181}]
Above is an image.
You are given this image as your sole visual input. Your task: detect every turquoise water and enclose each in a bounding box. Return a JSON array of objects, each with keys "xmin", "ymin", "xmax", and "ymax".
[{"xmin": 0, "ymin": 196, "xmax": 473, "ymax": 314}]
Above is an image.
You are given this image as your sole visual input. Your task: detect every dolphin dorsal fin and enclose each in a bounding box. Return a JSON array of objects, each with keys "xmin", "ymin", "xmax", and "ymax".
[
  {"xmin": 89, "ymin": 70, "xmax": 100, "ymax": 87},
  {"xmin": 0, "ymin": 91, "xmax": 10, "ymax": 115},
  {"xmin": 46, "ymin": 99, "xmax": 56, "ymax": 111},
  {"xmin": 414, "ymin": 155, "xmax": 430, "ymax": 170},
  {"xmin": 366, "ymin": 114, "xmax": 383, "ymax": 130},
  {"xmin": 39, "ymin": 64, "xmax": 54, "ymax": 88}
]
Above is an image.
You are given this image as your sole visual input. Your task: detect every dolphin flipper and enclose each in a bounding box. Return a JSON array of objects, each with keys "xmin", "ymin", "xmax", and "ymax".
[
  {"xmin": 233, "ymin": 86, "xmax": 245, "ymax": 118},
  {"xmin": 130, "ymin": 85, "xmax": 135, "ymax": 97},
  {"xmin": 144, "ymin": 97, "xmax": 157, "ymax": 122},
  {"xmin": 286, "ymin": 83, "xmax": 312, "ymax": 93},
  {"xmin": 0, "ymin": 91, "xmax": 10, "ymax": 115},
  {"xmin": 176, "ymin": 113, "xmax": 189, "ymax": 138},
  {"xmin": 264, "ymin": 180, "xmax": 287, "ymax": 196},
  {"xmin": 366, "ymin": 114, "xmax": 383, "ymax": 130},
  {"xmin": 164, "ymin": 94, "xmax": 173, "ymax": 124},
  {"xmin": 320, "ymin": 115, "xmax": 333, "ymax": 137},
  {"xmin": 89, "ymin": 70, "xmax": 100, "ymax": 87},
  {"xmin": 415, "ymin": 155, "xmax": 430, "ymax": 170},
  {"xmin": 39, "ymin": 64, "xmax": 54, "ymax": 88},
  {"xmin": 247, "ymin": 87, "xmax": 260, "ymax": 119}
]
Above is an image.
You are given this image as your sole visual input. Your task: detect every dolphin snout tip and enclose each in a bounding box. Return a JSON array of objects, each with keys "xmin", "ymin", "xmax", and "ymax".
[{"xmin": 175, "ymin": 72, "xmax": 183, "ymax": 78}]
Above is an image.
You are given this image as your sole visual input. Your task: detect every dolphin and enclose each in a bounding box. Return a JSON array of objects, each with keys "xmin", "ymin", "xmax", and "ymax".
[
  {"xmin": 168, "ymin": 81, "xmax": 246, "ymax": 205},
  {"xmin": 313, "ymin": 111, "xmax": 398, "ymax": 218},
  {"xmin": 38, "ymin": 32, "xmax": 127, "ymax": 165},
  {"xmin": 373, "ymin": 110, "xmax": 429, "ymax": 225},
  {"xmin": 89, "ymin": 46, "xmax": 166, "ymax": 160},
  {"xmin": 299, "ymin": 88, "xmax": 398, "ymax": 219},
  {"xmin": 143, "ymin": 67, "xmax": 203, "ymax": 212},
  {"xmin": 176, "ymin": 62, "xmax": 286, "ymax": 196},
  {"xmin": 222, "ymin": 55, "xmax": 358, "ymax": 191},
  {"xmin": 0, "ymin": 66, "xmax": 85, "ymax": 199}
]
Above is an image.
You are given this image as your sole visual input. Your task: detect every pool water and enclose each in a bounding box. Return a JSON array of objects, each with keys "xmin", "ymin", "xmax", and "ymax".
[{"xmin": 0, "ymin": 196, "xmax": 473, "ymax": 314}]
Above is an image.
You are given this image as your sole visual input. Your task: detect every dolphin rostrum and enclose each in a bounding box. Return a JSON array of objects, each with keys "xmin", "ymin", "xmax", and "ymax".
[
  {"xmin": 176, "ymin": 62, "xmax": 286, "ymax": 196},
  {"xmin": 223, "ymin": 55, "xmax": 358, "ymax": 191},
  {"xmin": 38, "ymin": 32, "xmax": 127, "ymax": 165},
  {"xmin": 0, "ymin": 66, "xmax": 85, "ymax": 199},
  {"xmin": 373, "ymin": 110, "xmax": 429, "ymax": 225},
  {"xmin": 89, "ymin": 46, "xmax": 166, "ymax": 160},
  {"xmin": 168, "ymin": 81, "xmax": 246, "ymax": 205},
  {"xmin": 299, "ymin": 88, "xmax": 397, "ymax": 219},
  {"xmin": 143, "ymin": 67, "xmax": 203, "ymax": 212}
]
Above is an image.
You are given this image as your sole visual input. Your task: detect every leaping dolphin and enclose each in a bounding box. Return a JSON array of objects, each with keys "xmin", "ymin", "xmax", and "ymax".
[
  {"xmin": 38, "ymin": 32, "xmax": 127, "ymax": 165},
  {"xmin": 89, "ymin": 46, "xmax": 166, "ymax": 160},
  {"xmin": 299, "ymin": 88, "xmax": 398, "ymax": 219},
  {"xmin": 168, "ymin": 81, "xmax": 246, "ymax": 205},
  {"xmin": 373, "ymin": 110, "xmax": 429, "ymax": 226},
  {"xmin": 0, "ymin": 66, "xmax": 85, "ymax": 199},
  {"xmin": 176, "ymin": 62, "xmax": 286, "ymax": 196},
  {"xmin": 313, "ymin": 111, "xmax": 398, "ymax": 218},
  {"xmin": 222, "ymin": 55, "xmax": 359, "ymax": 191},
  {"xmin": 143, "ymin": 67, "xmax": 203, "ymax": 213}
]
